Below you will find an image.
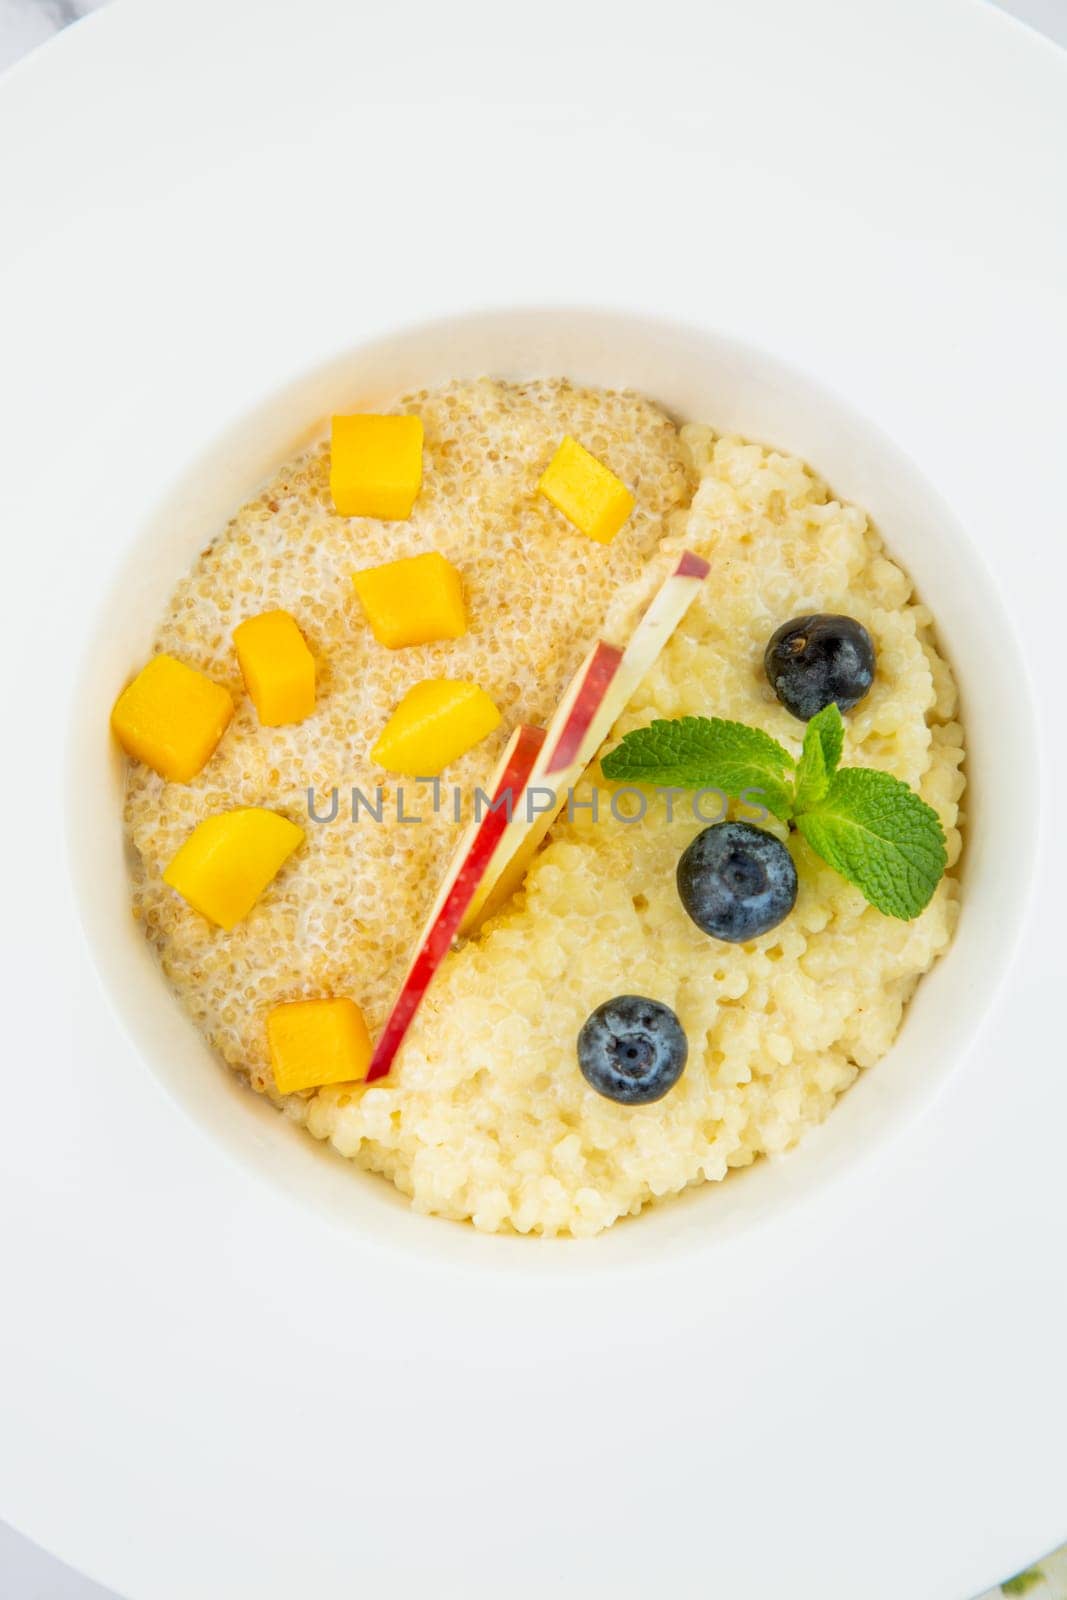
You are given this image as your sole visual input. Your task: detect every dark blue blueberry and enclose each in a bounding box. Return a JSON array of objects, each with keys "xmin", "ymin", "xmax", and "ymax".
[
  {"xmin": 764, "ymin": 613, "xmax": 875, "ymax": 720},
  {"xmin": 677, "ymin": 820, "xmax": 797, "ymax": 942},
  {"xmin": 577, "ymin": 995, "xmax": 688, "ymax": 1106}
]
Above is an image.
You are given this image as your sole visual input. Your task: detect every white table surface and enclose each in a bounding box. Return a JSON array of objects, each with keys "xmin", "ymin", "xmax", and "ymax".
[{"xmin": 0, "ymin": 0, "xmax": 1064, "ymax": 1595}]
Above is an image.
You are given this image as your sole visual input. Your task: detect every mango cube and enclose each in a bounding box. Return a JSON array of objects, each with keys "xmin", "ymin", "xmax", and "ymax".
[
  {"xmin": 111, "ymin": 653, "xmax": 234, "ymax": 782},
  {"xmin": 371, "ymin": 679, "xmax": 501, "ymax": 776},
  {"xmin": 537, "ymin": 435, "xmax": 635, "ymax": 545},
  {"xmin": 234, "ymin": 609, "xmax": 316, "ymax": 726},
  {"xmin": 268, "ymin": 997, "xmax": 373, "ymax": 1094},
  {"xmin": 352, "ymin": 551, "xmax": 467, "ymax": 649},
  {"xmin": 163, "ymin": 807, "xmax": 304, "ymax": 929},
  {"xmin": 330, "ymin": 413, "xmax": 424, "ymax": 520}
]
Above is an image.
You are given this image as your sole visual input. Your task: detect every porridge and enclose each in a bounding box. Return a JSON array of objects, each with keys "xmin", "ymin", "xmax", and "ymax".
[{"xmin": 114, "ymin": 377, "xmax": 964, "ymax": 1235}]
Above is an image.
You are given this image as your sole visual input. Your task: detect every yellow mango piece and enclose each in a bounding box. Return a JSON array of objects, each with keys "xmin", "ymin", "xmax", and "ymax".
[
  {"xmin": 371, "ymin": 680, "xmax": 501, "ymax": 776},
  {"xmin": 352, "ymin": 551, "xmax": 467, "ymax": 649},
  {"xmin": 163, "ymin": 808, "xmax": 304, "ymax": 929},
  {"xmin": 111, "ymin": 653, "xmax": 234, "ymax": 782},
  {"xmin": 233, "ymin": 609, "xmax": 316, "ymax": 726},
  {"xmin": 268, "ymin": 997, "xmax": 373, "ymax": 1094},
  {"xmin": 330, "ymin": 413, "xmax": 424, "ymax": 520},
  {"xmin": 537, "ymin": 435, "xmax": 635, "ymax": 545}
]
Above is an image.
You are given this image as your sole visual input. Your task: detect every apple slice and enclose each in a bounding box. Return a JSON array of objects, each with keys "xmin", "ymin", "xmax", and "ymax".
[
  {"xmin": 456, "ymin": 640, "xmax": 623, "ymax": 934},
  {"xmin": 461, "ymin": 550, "xmax": 710, "ymax": 933},
  {"xmin": 365, "ymin": 723, "xmax": 546, "ymax": 1082}
]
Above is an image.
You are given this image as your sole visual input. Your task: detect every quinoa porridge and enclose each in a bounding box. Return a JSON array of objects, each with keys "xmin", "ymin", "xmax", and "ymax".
[{"xmin": 116, "ymin": 377, "xmax": 964, "ymax": 1236}]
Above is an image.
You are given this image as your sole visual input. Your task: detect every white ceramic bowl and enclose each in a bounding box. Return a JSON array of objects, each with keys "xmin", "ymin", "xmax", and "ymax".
[
  {"xmin": 70, "ymin": 306, "xmax": 1037, "ymax": 1262},
  {"xmin": 1, "ymin": 3, "xmax": 1065, "ymax": 1598}
]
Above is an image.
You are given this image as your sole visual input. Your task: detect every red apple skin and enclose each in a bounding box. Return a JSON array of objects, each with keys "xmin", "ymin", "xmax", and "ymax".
[
  {"xmin": 542, "ymin": 554, "xmax": 707, "ymax": 777},
  {"xmin": 366, "ymin": 724, "xmax": 546, "ymax": 1082},
  {"xmin": 675, "ymin": 551, "xmax": 711, "ymax": 580},
  {"xmin": 456, "ymin": 640, "xmax": 622, "ymax": 935},
  {"xmin": 542, "ymin": 642, "xmax": 624, "ymax": 777}
]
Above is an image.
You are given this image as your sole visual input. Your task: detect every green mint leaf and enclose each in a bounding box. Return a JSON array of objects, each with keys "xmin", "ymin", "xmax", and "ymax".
[
  {"xmin": 601, "ymin": 716, "xmax": 796, "ymax": 822},
  {"xmin": 807, "ymin": 701, "xmax": 845, "ymax": 780},
  {"xmin": 1002, "ymin": 1569, "xmax": 1045, "ymax": 1597},
  {"xmin": 793, "ymin": 703, "xmax": 845, "ymax": 812},
  {"xmin": 796, "ymin": 767, "xmax": 947, "ymax": 919}
]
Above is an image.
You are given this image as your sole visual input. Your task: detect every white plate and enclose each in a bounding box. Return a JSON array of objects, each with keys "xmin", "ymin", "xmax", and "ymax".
[{"xmin": 1, "ymin": 2, "xmax": 1065, "ymax": 1597}]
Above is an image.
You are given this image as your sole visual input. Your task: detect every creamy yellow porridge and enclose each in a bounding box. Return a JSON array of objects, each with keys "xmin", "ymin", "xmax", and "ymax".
[{"xmin": 117, "ymin": 378, "xmax": 964, "ymax": 1235}]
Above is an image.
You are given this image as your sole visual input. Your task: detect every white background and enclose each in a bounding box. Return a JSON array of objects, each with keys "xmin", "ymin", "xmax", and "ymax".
[{"xmin": 0, "ymin": 0, "xmax": 1063, "ymax": 1595}]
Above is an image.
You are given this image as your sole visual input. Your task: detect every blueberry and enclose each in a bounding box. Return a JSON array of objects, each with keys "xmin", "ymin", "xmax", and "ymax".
[
  {"xmin": 764, "ymin": 612, "xmax": 875, "ymax": 720},
  {"xmin": 577, "ymin": 995, "xmax": 688, "ymax": 1105},
  {"xmin": 677, "ymin": 820, "xmax": 797, "ymax": 942}
]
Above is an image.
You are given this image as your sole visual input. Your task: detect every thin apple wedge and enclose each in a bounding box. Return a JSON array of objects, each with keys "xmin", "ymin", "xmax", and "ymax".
[
  {"xmin": 457, "ymin": 639, "xmax": 624, "ymax": 934},
  {"xmin": 461, "ymin": 550, "xmax": 710, "ymax": 933},
  {"xmin": 366, "ymin": 723, "xmax": 546, "ymax": 1082}
]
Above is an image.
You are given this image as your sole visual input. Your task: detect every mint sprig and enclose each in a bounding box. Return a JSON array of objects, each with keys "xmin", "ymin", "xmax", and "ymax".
[
  {"xmin": 600, "ymin": 715, "xmax": 796, "ymax": 822},
  {"xmin": 796, "ymin": 769, "xmax": 947, "ymax": 920},
  {"xmin": 600, "ymin": 702, "xmax": 946, "ymax": 920},
  {"xmin": 793, "ymin": 702, "xmax": 844, "ymax": 812}
]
